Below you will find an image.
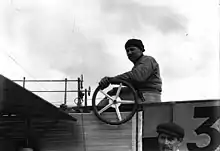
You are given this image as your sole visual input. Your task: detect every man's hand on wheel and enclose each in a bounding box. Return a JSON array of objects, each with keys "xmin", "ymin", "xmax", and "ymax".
[{"xmin": 99, "ymin": 76, "xmax": 111, "ymax": 90}]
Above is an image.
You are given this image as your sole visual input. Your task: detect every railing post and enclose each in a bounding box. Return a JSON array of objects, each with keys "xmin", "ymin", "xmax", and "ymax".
[
  {"xmin": 77, "ymin": 77, "xmax": 83, "ymax": 107},
  {"xmin": 23, "ymin": 77, "xmax": 26, "ymax": 88},
  {"xmin": 83, "ymin": 88, "xmax": 89, "ymax": 112},
  {"xmin": 84, "ymin": 89, "xmax": 87, "ymax": 107},
  {"xmin": 80, "ymin": 74, "xmax": 83, "ymax": 89},
  {"xmin": 64, "ymin": 78, "xmax": 67, "ymax": 105}
]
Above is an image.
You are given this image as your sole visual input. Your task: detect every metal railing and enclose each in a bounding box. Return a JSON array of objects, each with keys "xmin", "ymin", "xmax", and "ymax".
[{"xmin": 13, "ymin": 75, "xmax": 91, "ymax": 108}]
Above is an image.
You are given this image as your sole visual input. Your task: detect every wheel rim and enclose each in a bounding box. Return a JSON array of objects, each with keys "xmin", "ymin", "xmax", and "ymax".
[{"xmin": 92, "ymin": 79, "xmax": 138, "ymax": 125}]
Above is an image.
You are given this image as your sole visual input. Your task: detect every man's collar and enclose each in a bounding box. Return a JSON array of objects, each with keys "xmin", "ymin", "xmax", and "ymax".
[{"xmin": 133, "ymin": 54, "xmax": 144, "ymax": 64}]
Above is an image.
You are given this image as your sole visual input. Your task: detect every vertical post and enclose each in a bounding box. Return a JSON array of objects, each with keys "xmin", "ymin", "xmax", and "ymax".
[
  {"xmin": 136, "ymin": 112, "xmax": 138, "ymax": 151},
  {"xmin": 88, "ymin": 86, "xmax": 91, "ymax": 96},
  {"xmin": 64, "ymin": 78, "xmax": 67, "ymax": 105},
  {"xmin": 77, "ymin": 77, "xmax": 81, "ymax": 107},
  {"xmin": 84, "ymin": 89, "xmax": 87, "ymax": 107},
  {"xmin": 80, "ymin": 74, "xmax": 83, "ymax": 89},
  {"xmin": 23, "ymin": 77, "xmax": 26, "ymax": 88},
  {"xmin": 83, "ymin": 89, "xmax": 88, "ymax": 112}
]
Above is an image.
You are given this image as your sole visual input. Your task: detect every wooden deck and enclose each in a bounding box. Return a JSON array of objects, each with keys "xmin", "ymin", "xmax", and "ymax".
[
  {"xmin": 70, "ymin": 112, "xmax": 134, "ymax": 151},
  {"xmin": 0, "ymin": 112, "xmax": 141, "ymax": 151}
]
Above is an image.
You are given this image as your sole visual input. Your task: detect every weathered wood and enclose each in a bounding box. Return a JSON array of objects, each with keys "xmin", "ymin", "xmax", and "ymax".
[
  {"xmin": 70, "ymin": 112, "xmax": 135, "ymax": 151},
  {"xmin": 0, "ymin": 113, "xmax": 139, "ymax": 151}
]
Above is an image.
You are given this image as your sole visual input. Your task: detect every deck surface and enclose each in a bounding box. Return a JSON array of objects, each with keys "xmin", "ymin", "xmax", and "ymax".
[{"xmin": 0, "ymin": 112, "xmax": 140, "ymax": 151}]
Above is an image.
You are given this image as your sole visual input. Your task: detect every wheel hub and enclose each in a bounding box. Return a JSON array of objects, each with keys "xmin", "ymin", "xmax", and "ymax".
[{"xmin": 109, "ymin": 96, "xmax": 121, "ymax": 108}]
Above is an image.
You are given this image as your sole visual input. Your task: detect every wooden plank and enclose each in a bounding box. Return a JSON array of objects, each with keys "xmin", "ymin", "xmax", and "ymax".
[
  {"xmin": 37, "ymin": 115, "xmax": 84, "ymax": 151},
  {"xmin": 0, "ymin": 112, "xmax": 138, "ymax": 151},
  {"xmin": 38, "ymin": 111, "xmax": 141, "ymax": 151},
  {"xmin": 0, "ymin": 116, "xmax": 83, "ymax": 151},
  {"xmin": 82, "ymin": 112, "xmax": 133, "ymax": 151}
]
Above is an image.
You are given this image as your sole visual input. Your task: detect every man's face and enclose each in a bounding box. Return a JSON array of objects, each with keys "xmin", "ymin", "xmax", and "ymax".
[
  {"xmin": 158, "ymin": 133, "xmax": 182, "ymax": 151},
  {"xmin": 125, "ymin": 46, "xmax": 143, "ymax": 62}
]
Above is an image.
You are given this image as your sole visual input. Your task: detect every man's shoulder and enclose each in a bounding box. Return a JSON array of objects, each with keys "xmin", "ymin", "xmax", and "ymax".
[
  {"xmin": 141, "ymin": 55, "xmax": 160, "ymax": 68},
  {"xmin": 142, "ymin": 55, "xmax": 156, "ymax": 62}
]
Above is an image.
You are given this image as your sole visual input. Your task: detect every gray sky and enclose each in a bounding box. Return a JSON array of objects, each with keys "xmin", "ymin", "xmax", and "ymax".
[{"xmin": 0, "ymin": 0, "xmax": 219, "ymax": 105}]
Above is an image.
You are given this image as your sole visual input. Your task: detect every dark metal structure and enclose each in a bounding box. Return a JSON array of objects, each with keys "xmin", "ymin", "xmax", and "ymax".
[{"xmin": 0, "ymin": 74, "xmax": 78, "ymax": 150}]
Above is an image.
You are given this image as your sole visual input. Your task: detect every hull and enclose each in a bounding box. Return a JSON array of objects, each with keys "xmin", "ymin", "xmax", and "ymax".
[
  {"xmin": 0, "ymin": 74, "xmax": 219, "ymax": 151},
  {"xmin": 0, "ymin": 112, "xmax": 137, "ymax": 151}
]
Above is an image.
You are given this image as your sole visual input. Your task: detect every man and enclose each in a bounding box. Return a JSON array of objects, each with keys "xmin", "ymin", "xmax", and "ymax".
[
  {"xmin": 156, "ymin": 122, "xmax": 185, "ymax": 151},
  {"xmin": 99, "ymin": 38, "xmax": 162, "ymax": 103}
]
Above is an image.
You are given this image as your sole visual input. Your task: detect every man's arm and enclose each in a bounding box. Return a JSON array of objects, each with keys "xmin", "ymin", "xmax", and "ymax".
[
  {"xmin": 112, "ymin": 60, "xmax": 153, "ymax": 83},
  {"xmin": 99, "ymin": 57, "xmax": 155, "ymax": 89}
]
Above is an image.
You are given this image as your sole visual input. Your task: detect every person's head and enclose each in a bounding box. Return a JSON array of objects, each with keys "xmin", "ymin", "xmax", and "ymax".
[
  {"xmin": 156, "ymin": 122, "xmax": 184, "ymax": 151},
  {"xmin": 125, "ymin": 39, "xmax": 145, "ymax": 62}
]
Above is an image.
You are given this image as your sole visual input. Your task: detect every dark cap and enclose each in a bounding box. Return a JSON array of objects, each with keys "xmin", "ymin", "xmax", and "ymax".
[
  {"xmin": 125, "ymin": 39, "xmax": 145, "ymax": 52},
  {"xmin": 156, "ymin": 122, "xmax": 185, "ymax": 139}
]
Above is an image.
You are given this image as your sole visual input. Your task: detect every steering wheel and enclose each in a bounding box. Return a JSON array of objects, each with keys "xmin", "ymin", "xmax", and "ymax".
[{"xmin": 92, "ymin": 79, "xmax": 138, "ymax": 125}]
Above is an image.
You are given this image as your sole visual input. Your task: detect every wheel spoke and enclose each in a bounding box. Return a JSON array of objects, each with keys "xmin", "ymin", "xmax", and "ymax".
[
  {"xmin": 115, "ymin": 104, "xmax": 122, "ymax": 121},
  {"xmin": 99, "ymin": 90, "xmax": 114, "ymax": 101},
  {"xmin": 117, "ymin": 100, "xmax": 135, "ymax": 104},
  {"xmin": 98, "ymin": 102, "xmax": 113, "ymax": 114},
  {"xmin": 114, "ymin": 83, "xmax": 122, "ymax": 100}
]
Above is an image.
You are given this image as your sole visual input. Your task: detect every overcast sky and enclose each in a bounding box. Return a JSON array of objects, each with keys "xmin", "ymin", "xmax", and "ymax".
[{"xmin": 0, "ymin": 0, "xmax": 219, "ymax": 106}]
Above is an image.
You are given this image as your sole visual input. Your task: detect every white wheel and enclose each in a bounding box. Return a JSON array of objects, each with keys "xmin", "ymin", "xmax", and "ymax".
[{"xmin": 92, "ymin": 79, "xmax": 138, "ymax": 125}]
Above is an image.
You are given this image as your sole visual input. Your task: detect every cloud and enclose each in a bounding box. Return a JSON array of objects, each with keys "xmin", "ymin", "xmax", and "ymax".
[
  {"xmin": 99, "ymin": 0, "xmax": 188, "ymax": 35},
  {"xmin": 2, "ymin": 0, "xmax": 189, "ymax": 85},
  {"xmin": 2, "ymin": 0, "xmax": 120, "ymax": 87},
  {"xmin": 0, "ymin": 0, "xmax": 219, "ymax": 103}
]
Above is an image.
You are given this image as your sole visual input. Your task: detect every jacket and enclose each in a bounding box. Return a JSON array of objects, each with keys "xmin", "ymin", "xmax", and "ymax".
[{"xmin": 113, "ymin": 55, "xmax": 162, "ymax": 93}]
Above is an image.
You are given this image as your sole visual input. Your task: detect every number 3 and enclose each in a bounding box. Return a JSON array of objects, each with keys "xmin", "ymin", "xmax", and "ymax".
[{"xmin": 187, "ymin": 106, "xmax": 220, "ymax": 151}]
